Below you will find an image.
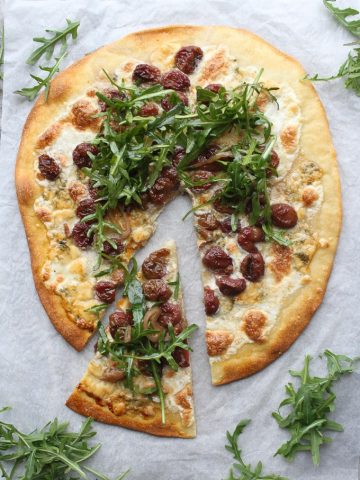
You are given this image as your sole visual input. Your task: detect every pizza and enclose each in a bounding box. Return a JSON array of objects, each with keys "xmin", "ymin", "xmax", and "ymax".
[
  {"xmin": 66, "ymin": 241, "xmax": 196, "ymax": 438},
  {"xmin": 16, "ymin": 26, "xmax": 341, "ymax": 387}
]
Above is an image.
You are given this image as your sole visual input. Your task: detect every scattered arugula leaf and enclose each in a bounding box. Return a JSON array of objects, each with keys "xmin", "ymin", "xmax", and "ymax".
[
  {"xmin": 15, "ymin": 51, "xmax": 67, "ymax": 101},
  {"xmin": 306, "ymin": 47, "xmax": 360, "ymax": 95},
  {"xmin": 225, "ymin": 419, "xmax": 289, "ymax": 480},
  {"xmin": 306, "ymin": 0, "xmax": 360, "ymax": 94},
  {"xmin": 26, "ymin": 19, "xmax": 80, "ymax": 65},
  {"xmin": 0, "ymin": 407, "xmax": 128, "ymax": 479},
  {"xmin": 324, "ymin": 0, "xmax": 360, "ymax": 37},
  {"xmin": 272, "ymin": 350, "xmax": 358, "ymax": 466}
]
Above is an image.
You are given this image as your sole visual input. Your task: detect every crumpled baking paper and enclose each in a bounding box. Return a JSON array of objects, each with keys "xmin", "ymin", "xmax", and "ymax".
[{"xmin": 1, "ymin": 0, "xmax": 360, "ymax": 479}]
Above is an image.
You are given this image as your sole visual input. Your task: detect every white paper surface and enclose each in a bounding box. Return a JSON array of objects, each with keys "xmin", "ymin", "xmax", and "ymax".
[{"xmin": 1, "ymin": 0, "xmax": 360, "ymax": 478}]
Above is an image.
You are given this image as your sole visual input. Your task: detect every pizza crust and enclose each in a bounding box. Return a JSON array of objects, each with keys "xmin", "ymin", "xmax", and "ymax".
[
  {"xmin": 66, "ymin": 387, "xmax": 196, "ymax": 438},
  {"xmin": 16, "ymin": 26, "xmax": 341, "ymax": 378}
]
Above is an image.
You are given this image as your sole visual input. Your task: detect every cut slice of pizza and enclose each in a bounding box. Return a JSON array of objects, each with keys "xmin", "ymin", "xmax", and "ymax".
[{"xmin": 66, "ymin": 240, "xmax": 197, "ymax": 438}]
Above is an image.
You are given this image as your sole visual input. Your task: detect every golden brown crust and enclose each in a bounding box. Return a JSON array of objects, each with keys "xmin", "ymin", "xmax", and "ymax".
[
  {"xmin": 66, "ymin": 387, "xmax": 195, "ymax": 438},
  {"xmin": 16, "ymin": 26, "xmax": 341, "ymax": 375}
]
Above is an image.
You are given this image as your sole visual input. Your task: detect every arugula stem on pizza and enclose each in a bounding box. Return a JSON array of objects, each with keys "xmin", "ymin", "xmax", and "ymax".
[
  {"xmin": 16, "ymin": 26, "xmax": 340, "ymax": 383},
  {"xmin": 67, "ymin": 241, "xmax": 197, "ymax": 438}
]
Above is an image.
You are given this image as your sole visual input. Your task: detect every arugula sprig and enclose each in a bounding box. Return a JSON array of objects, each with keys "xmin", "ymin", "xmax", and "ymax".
[
  {"xmin": 97, "ymin": 259, "xmax": 197, "ymax": 423},
  {"xmin": 272, "ymin": 350, "xmax": 358, "ymax": 466},
  {"xmin": 306, "ymin": 0, "xmax": 360, "ymax": 94},
  {"xmin": 15, "ymin": 51, "xmax": 67, "ymax": 101},
  {"xmin": 26, "ymin": 19, "xmax": 80, "ymax": 65},
  {"xmin": 324, "ymin": 0, "xmax": 360, "ymax": 37},
  {"xmin": 87, "ymin": 71, "xmax": 281, "ymax": 257},
  {"xmin": 0, "ymin": 407, "xmax": 127, "ymax": 479},
  {"xmin": 225, "ymin": 419, "xmax": 288, "ymax": 480},
  {"xmin": 16, "ymin": 19, "xmax": 79, "ymax": 101}
]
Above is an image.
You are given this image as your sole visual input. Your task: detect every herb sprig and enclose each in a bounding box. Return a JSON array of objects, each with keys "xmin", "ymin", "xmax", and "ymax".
[
  {"xmin": 306, "ymin": 0, "xmax": 360, "ymax": 95},
  {"xmin": 26, "ymin": 19, "xmax": 79, "ymax": 65},
  {"xmin": 86, "ymin": 71, "xmax": 282, "ymax": 258},
  {"xmin": 15, "ymin": 52, "xmax": 67, "ymax": 101},
  {"xmin": 0, "ymin": 407, "xmax": 127, "ymax": 479},
  {"xmin": 225, "ymin": 419, "xmax": 288, "ymax": 480},
  {"xmin": 272, "ymin": 350, "xmax": 358, "ymax": 465},
  {"xmin": 16, "ymin": 19, "xmax": 79, "ymax": 101}
]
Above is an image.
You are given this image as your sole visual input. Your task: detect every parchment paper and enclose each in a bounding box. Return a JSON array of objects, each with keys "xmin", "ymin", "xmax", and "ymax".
[{"xmin": 1, "ymin": 0, "xmax": 360, "ymax": 478}]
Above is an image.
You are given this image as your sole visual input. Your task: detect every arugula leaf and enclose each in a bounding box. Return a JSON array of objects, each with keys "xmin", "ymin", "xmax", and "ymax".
[
  {"xmin": 262, "ymin": 224, "xmax": 292, "ymax": 247},
  {"xmin": 306, "ymin": 1, "xmax": 360, "ymax": 94},
  {"xmin": 306, "ymin": 47, "xmax": 360, "ymax": 95},
  {"xmin": 0, "ymin": 407, "xmax": 127, "ymax": 479},
  {"xmin": 225, "ymin": 419, "xmax": 289, "ymax": 480},
  {"xmin": 168, "ymin": 272, "xmax": 180, "ymax": 300},
  {"xmin": 273, "ymin": 350, "xmax": 357, "ymax": 465},
  {"xmin": 324, "ymin": 0, "xmax": 360, "ymax": 37},
  {"xmin": 15, "ymin": 51, "xmax": 67, "ymax": 101},
  {"xmin": 26, "ymin": 18, "xmax": 80, "ymax": 65}
]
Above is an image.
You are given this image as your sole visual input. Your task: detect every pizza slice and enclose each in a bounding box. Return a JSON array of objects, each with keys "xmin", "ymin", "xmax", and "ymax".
[{"xmin": 66, "ymin": 241, "xmax": 197, "ymax": 438}]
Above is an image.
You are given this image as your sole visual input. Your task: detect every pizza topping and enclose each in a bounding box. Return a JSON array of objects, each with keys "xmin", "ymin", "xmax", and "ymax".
[
  {"xmin": 240, "ymin": 252, "xmax": 265, "ymax": 282},
  {"xmin": 158, "ymin": 302, "xmax": 182, "ymax": 327},
  {"xmin": 71, "ymin": 99, "xmax": 100, "ymax": 130},
  {"xmin": 143, "ymin": 279, "xmax": 172, "ymax": 302},
  {"xmin": 206, "ymin": 330, "xmax": 234, "ymax": 356},
  {"xmin": 213, "ymin": 198, "xmax": 234, "ymax": 214},
  {"xmin": 71, "ymin": 221, "xmax": 94, "ymax": 249},
  {"xmin": 38, "ymin": 154, "xmax": 61, "ymax": 180},
  {"xmin": 197, "ymin": 213, "xmax": 219, "ymax": 231},
  {"xmin": 94, "ymin": 281, "xmax": 116, "ymax": 303},
  {"xmin": 237, "ymin": 226, "xmax": 265, "ymax": 253},
  {"xmin": 142, "ymin": 306, "xmax": 164, "ymax": 342},
  {"xmin": 204, "ymin": 286, "xmax": 220, "ymax": 315},
  {"xmin": 266, "ymin": 150, "xmax": 280, "ymax": 177},
  {"xmin": 219, "ymin": 217, "xmax": 241, "ymax": 234},
  {"xmin": 148, "ymin": 167, "xmax": 180, "ymax": 205},
  {"xmin": 73, "ymin": 143, "xmax": 98, "ymax": 168},
  {"xmin": 216, "ymin": 276, "xmax": 246, "ymax": 296},
  {"xmin": 138, "ymin": 103, "xmax": 159, "ymax": 117},
  {"xmin": 271, "ymin": 203, "xmax": 298, "ymax": 229},
  {"xmin": 100, "ymin": 366, "xmax": 126, "ymax": 383},
  {"xmin": 190, "ymin": 170, "xmax": 214, "ymax": 193},
  {"xmin": 172, "ymin": 347, "xmax": 190, "ymax": 368},
  {"xmin": 161, "ymin": 92, "xmax": 189, "ymax": 111},
  {"xmin": 109, "ymin": 309, "xmax": 133, "ymax": 338},
  {"xmin": 68, "ymin": 181, "xmax": 87, "ymax": 202},
  {"xmin": 172, "ymin": 146, "xmax": 186, "ymax": 166},
  {"xmin": 243, "ymin": 310, "xmax": 267, "ymax": 343},
  {"xmin": 191, "ymin": 144, "xmax": 223, "ymax": 172},
  {"xmin": 205, "ymin": 83, "xmax": 223, "ymax": 93},
  {"xmin": 302, "ymin": 186, "xmax": 319, "ymax": 206},
  {"xmin": 161, "ymin": 69, "xmax": 190, "ymax": 91},
  {"xmin": 142, "ymin": 248, "xmax": 170, "ymax": 279},
  {"xmin": 202, "ymin": 246, "xmax": 233, "ymax": 274},
  {"xmin": 132, "ymin": 63, "xmax": 161, "ymax": 84},
  {"xmin": 99, "ymin": 88, "xmax": 126, "ymax": 112},
  {"xmin": 75, "ymin": 198, "xmax": 96, "ymax": 219},
  {"xmin": 175, "ymin": 45, "xmax": 203, "ymax": 74},
  {"xmin": 102, "ymin": 238, "xmax": 124, "ymax": 256}
]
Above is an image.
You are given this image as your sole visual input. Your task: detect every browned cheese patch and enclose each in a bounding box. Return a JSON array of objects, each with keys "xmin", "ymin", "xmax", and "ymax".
[
  {"xmin": 269, "ymin": 244, "xmax": 292, "ymax": 282},
  {"xmin": 242, "ymin": 309, "xmax": 267, "ymax": 343},
  {"xmin": 206, "ymin": 330, "xmax": 234, "ymax": 356}
]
